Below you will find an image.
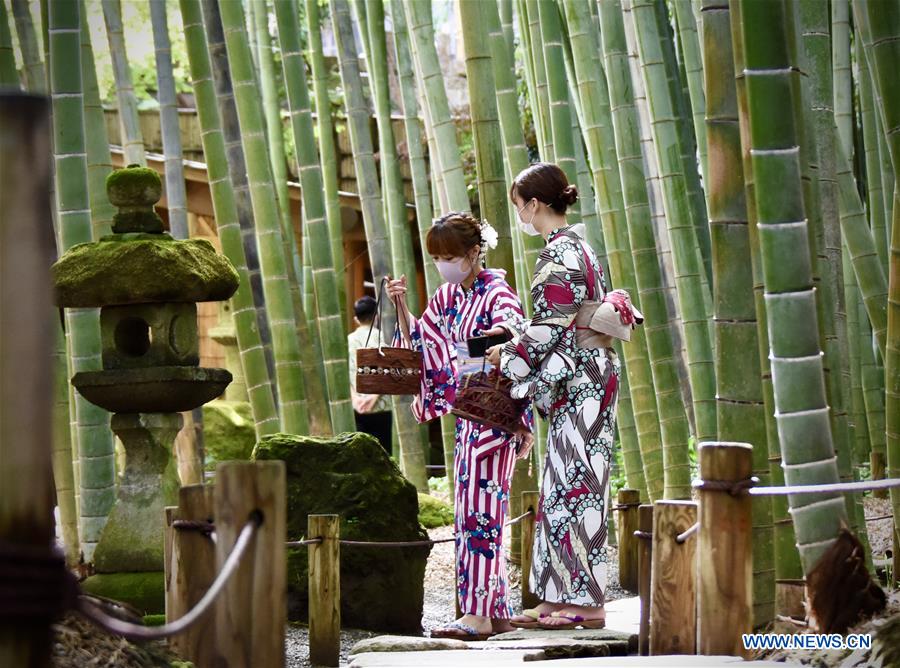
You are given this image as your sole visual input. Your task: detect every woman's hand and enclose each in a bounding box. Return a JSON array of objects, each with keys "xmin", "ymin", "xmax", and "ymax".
[
  {"xmin": 515, "ymin": 432, "xmax": 534, "ymax": 461},
  {"xmin": 486, "ymin": 344, "xmax": 502, "ymax": 368},
  {"xmin": 387, "ymin": 275, "xmax": 414, "ymax": 344},
  {"xmin": 386, "ymin": 275, "xmax": 408, "ymax": 301}
]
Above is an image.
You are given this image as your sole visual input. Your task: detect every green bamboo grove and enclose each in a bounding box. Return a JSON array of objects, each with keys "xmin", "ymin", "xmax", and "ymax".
[{"xmin": 6, "ymin": 0, "xmax": 897, "ymax": 623}]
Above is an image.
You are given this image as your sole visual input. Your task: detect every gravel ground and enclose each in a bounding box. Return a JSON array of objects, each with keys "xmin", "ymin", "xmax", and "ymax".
[{"xmin": 286, "ymin": 520, "xmax": 628, "ymax": 667}]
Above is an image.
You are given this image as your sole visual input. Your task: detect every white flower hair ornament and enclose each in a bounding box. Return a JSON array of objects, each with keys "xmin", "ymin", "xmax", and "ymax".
[{"xmin": 479, "ymin": 220, "xmax": 499, "ymax": 250}]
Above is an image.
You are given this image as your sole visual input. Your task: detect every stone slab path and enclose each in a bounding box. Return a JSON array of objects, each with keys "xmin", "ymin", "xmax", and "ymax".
[{"xmin": 348, "ymin": 597, "xmax": 798, "ymax": 666}]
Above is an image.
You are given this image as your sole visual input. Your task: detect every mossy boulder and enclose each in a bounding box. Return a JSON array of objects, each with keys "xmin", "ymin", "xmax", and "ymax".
[
  {"xmin": 52, "ymin": 235, "xmax": 239, "ymax": 307},
  {"xmin": 417, "ymin": 493, "xmax": 454, "ymax": 528},
  {"xmin": 252, "ymin": 432, "xmax": 429, "ymax": 633},
  {"xmin": 81, "ymin": 572, "xmax": 165, "ymax": 615},
  {"xmin": 203, "ymin": 400, "xmax": 255, "ymax": 468}
]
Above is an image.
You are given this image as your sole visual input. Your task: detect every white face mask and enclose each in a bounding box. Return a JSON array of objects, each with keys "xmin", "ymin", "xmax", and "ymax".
[
  {"xmin": 516, "ymin": 199, "xmax": 540, "ymax": 236},
  {"xmin": 434, "ymin": 256, "xmax": 473, "ymax": 284}
]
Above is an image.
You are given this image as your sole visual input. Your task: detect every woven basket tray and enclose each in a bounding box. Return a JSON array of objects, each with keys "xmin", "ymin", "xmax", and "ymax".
[{"xmin": 451, "ymin": 370, "xmax": 528, "ymax": 435}]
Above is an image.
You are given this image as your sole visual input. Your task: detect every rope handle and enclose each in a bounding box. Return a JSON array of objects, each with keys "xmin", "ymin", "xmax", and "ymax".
[{"xmin": 364, "ymin": 277, "xmax": 415, "ymax": 353}]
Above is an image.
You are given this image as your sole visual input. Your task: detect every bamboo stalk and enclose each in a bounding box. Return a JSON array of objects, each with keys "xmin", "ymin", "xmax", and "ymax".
[
  {"xmin": 305, "ymin": 0, "xmax": 348, "ymax": 321},
  {"xmin": 50, "ymin": 0, "xmax": 115, "ymax": 562},
  {"xmin": 274, "ymin": 0, "xmax": 355, "ymax": 433},
  {"xmin": 213, "ymin": 0, "xmax": 316, "ymax": 435},
  {"xmin": 701, "ymin": 0, "xmax": 774, "ymax": 626},
  {"xmin": 565, "ymin": 0, "xmax": 662, "ymax": 503},
  {"xmin": 388, "ymin": 0, "xmax": 457, "ymax": 494},
  {"xmin": 150, "ymin": 0, "xmax": 188, "ymax": 240},
  {"xmin": 537, "ymin": 0, "xmax": 577, "ymax": 193},
  {"xmin": 631, "ymin": 0, "xmax": 718, "ymax": 476},
  {"xmin": 858, "ymin": 35, "xmax": 888, "ymax": 277},
  {"xmin": 403, "ymin": 0, "xmax": 468, "ymax": 213},
  {"xmin": 672, "ymin": 0, "xmax": 707, "ymax": 193},
  {"xmin": 101, "ymin": 0, "xmax": 144, "ymax": 165},
  {"xmin": 200, "ymin": 0, "xmax": 277, "ymax": 405},
  {"xmin": 741, "ymin": 0, "xmax": 848, "ymax": 573},
  {"xmin": 0, "ymin": 88, "xmax": 55, "ymax": 668},
  {"xmin": 486, "ymin": 0, "xmax": 543, "ymax": 287},
  {"xmin": 10, "ymin": 0, "xmax": 44, "ymax": 91},
  {"xmin": 600, "ymin": 0, "xmax": 692, "ymax": 501},
  {"xmin": 858, "ymin": 0, "xmax": 900, "ymax": 570},
  {"xmin": 79, "ymin": 3, "xmax": 115, "ymax": 241},
  {"xmin": 459, "ymin": 0, "xmax": 515, "ymax": 277},
  {"xmin": 357, "ymin": 0, "xmax": 429, "ymax": 487},
  {"xmin": 181, "ymin": 0, "xmax": 280, "ymax": 438},
  {"xmin": 798, "ymin": 0, "xmax": 856, "ymax": 531},
  {"xmin": 332, "ymin": 0, "xmax": 427, "ymax": 490},
  {"xmin": 252, "ymin": 0, "xmax": 295, "ymax": 282},
  {"xmin": 836, "ymin": 142, "xmax": 889, "ymax": 358},
  {"xmin": 0, "ymin": 1, "xmax": 18, "ymax": 87},
  {"xmin": 729, "ymin": 0, "xmax": 803, "ymax": 607}
]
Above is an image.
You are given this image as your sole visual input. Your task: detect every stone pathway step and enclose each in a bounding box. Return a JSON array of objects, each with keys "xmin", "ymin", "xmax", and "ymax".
[{"xmin": 349, "ymin": 650, "xmax": 793, "ymax": 666}]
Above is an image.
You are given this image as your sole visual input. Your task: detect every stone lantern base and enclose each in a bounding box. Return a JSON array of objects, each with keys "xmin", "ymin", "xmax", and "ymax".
[{"xmin": 92, "ymin": 413, "xmax": 182, "ymax": 574}]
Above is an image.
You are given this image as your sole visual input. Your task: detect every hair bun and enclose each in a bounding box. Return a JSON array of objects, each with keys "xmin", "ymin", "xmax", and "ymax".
[{"xmin": 561, "ymin": 184, "xmax": 578, "ymax": 206}]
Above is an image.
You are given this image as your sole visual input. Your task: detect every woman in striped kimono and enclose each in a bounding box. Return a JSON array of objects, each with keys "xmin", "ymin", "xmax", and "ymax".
[
  {"xmin": 489, "ymin": 163, "xmax": 636, "ymax": 630},
  {"xmin": 388, "ymin": 212, "xmax": 533, "ymax": 640}
]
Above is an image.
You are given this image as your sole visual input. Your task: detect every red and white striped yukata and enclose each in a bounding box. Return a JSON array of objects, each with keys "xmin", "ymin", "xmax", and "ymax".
[{"xmin": 401, "ymin": 268, "xmax": 532, "ymax": 619}]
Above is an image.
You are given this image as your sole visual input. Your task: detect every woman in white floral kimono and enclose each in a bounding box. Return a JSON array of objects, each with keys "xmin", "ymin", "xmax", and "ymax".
[{"xmin": 488, "ymin": 163, "xmax": 640, "ymax": 630}]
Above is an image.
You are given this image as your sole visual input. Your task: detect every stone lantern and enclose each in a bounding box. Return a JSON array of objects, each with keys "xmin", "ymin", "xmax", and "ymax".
[{"xmin": 52, "ymin": 165, "xmax": 238, "ymax": 595}]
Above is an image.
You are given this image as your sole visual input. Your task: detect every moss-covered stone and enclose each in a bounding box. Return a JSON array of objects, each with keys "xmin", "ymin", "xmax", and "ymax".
[
  {"xmin": 253, "ymin": 432, "xmax": 429, "ymax": 633},
  {"xmin": 106, "ymin": 165, "xmax": 162, "ymax": 208},
  {"xmin": 112, "ymin": 210, "xmax": 165, "ymax": 234},
  {"xmin": 417, "ymin": 493, "xmax": 454, "ymax": 529},
  {"xmin": 203, "ymin": 400, "xmax": 255, "ymax": 468},
  {"xmin": 81, "ymin": 572, "xmax": 165, "ymax": 615},
  {"xmin": 52, "ymin": 236, "xmax": 239, "ymax": 307},
  {"xmin": 92, "ymin": 413, "xmax": 181, "ymax": 573},
  {"xmin": 143, "ymin": 614, "xmax": 166, "ymax": 627}
]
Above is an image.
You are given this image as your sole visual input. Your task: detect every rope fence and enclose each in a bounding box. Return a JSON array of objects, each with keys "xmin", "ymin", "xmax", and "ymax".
[
  {"xmin": 79, "ymin": 517, "xmax": 258, "ymax": 641},
  {"xmin": 675, "ymin": 522, "xmax": 699, "ymax": 544},
  {"xmin": 693, "ymin": 475, "xmax": 900, "ymax": 497}
]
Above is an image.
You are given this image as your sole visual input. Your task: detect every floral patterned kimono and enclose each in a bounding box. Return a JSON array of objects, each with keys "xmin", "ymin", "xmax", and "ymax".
[
  {"xmin": 500, "ymin": 225, "xmax": 620, "ymax": 607},
  {"xmin": 402, "ymin": 268, "xmax": 531, "ymax": 618}
]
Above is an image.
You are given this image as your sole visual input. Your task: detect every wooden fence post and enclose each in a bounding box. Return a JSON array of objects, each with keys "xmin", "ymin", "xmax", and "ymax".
[
  {"xmin": 697, "ymin": 442, "xmax": 753, "ymax": 657},
  {"xmin": 164, "ymin": 506, "xmax": 178, "ymax": 621},
  {"xmin": 616, "ymin": 489, "xmax": 641, "ymax": 593},
  {"xmin": 170, "ymin": 484, "xmax": 216, "ymax": 665},
  {"xmin": 0, "ymin": 92, "xmax": 54, "ymax": 668},
  {"xmin": 214, "ymin": 462, "xmax": 286, "ymax": 668},
  {"xmin": 520, "ymin": 491, "xmax": 541, "ymax": 610},
  {"xmin": 637, "ymin": 504, "xmax": 652, "ymax": 656},
  {"xmin": 309, "ymin": 514, "xmax": 340, "ymax": 667},
  {"xmin": 650, "ymin": 500, "xmax": 697, "ymax": 655}
]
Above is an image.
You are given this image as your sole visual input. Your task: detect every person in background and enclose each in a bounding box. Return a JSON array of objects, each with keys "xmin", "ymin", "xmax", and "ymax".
[{"xmin": 347, "ymin": 295, "xmax": 393, "ymax": 454}]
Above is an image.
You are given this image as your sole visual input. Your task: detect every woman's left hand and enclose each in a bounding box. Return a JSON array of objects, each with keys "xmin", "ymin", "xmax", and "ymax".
[{"xmin": 486, "ymin": 344, "xmax": 502, "ymax": 368}]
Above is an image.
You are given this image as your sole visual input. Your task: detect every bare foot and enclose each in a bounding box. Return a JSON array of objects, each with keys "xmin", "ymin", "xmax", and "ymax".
[
  {"xmin": 510, "ymin": 600, "xmax": 565, "ymax": 624},
  {"xmin": 538, "ymin": 604, "xmax": 605, "ymax": 627},
  {"xmin": 433, "ymin": 613, "xmax": 492, "ymax": 636}
]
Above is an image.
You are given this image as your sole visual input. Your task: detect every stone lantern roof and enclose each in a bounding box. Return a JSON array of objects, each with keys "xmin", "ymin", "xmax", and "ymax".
[
  {"xmin": 52, "ymin": 165, "xmax": 238, "ymax": 307},
  {"xmin": 52, "ymin": 234, "xmax": 239, "ymax": 307}
]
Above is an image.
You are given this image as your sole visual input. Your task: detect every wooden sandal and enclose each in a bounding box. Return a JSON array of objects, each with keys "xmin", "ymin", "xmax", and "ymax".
[
  {"xmin": 509, "ymin": 608, "xmax": 545, "ymax": 629},
  {"xmin": 430, "ymin": 621, "xmax": 495, "ymax": 641},
  {"xmin": 535, "ymin": 611, "xmax": 606, "ymax": 631}
]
